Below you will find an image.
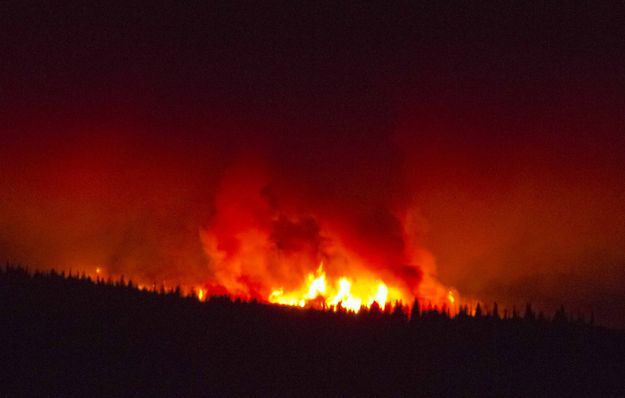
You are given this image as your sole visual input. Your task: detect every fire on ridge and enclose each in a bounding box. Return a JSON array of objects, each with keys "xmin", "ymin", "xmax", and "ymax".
[{"xmin": 89, "ymin": 263, "xmax": 458, "ymax": 314}]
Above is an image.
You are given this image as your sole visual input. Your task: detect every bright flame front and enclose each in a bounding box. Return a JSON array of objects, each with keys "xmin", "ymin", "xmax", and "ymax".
[{"xmin": 268, "ymin": 263, "xmax": 405, "ymax": 312}]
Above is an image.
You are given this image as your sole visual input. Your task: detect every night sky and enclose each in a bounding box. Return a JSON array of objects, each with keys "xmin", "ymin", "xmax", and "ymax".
[{"xmin": 2, "ymin": 2, "xmax": 625, "ymax": 326}]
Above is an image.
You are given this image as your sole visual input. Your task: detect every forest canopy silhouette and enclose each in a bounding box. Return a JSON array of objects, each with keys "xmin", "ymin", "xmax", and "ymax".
[{"xmin": 2, "ymin": 265, "xmax": 624, "ymax": 396}]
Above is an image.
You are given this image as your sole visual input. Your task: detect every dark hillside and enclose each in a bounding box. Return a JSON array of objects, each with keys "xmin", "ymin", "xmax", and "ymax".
[{"xmin": 2, "ymin": 266, "xmax": 624, "ymax": 397}]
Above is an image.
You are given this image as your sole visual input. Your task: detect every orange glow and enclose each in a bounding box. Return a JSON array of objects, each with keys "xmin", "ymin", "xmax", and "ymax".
[
  {"xmin": 268, "ymin": 263, "xmax": 407, "ymax": 312},
  {"xmin": 197, "ymin": 288, "xmax": 206, "ymax": 301}
]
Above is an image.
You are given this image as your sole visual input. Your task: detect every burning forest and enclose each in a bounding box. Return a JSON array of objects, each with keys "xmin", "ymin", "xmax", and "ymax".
[
  {"xmin": 197, "ymin": 157, "xmax": 456, "ymax": 314},
  {"xmin": 22, "ymin": 149, "xmax": 461, "ymax": 316},
  {"xmin": 3, "ymin": 1, "xmax": 625, "ymax": 396}
]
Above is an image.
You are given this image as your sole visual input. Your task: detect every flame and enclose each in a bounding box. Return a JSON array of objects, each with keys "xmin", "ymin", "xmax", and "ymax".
[
  {"xmin": 78, "ymin": 248, "xmax": 458, "ymax": 313},
  {"xmin": 447, "ymin": 290, "xmax": 455, "ymax": 304},
  {"xmin": 193, "ymin": 165, "xmax": 461, "ymax": 313},
  {"xmin": 268, "ymin": 263, "xmax": 405, "ymax": 312},
  {"xmin": 79, "ymin": 258, "xmax": 459, "ymax": 314}
]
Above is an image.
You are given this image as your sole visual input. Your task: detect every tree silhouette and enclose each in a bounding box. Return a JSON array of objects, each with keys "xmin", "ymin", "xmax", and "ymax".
[
  {"xmin": 0, "ymin": 264, "xmax": 617, "ymax": 397},
  {"xmin": 553, "ymin": 305, "xmax": 567, "ymax": 324},
  {"xmin": 410, "ymin": 298, "xmax": 420, "ymax": 321},
  {"xmin": 370, "ymin": 301, "xmax": 381, "ymax": 315},
  {"xmin": 491, "ymin": 302, "xmax": 500, "ymax": 320},
  {"xmin": 392, "ymin": 301, "xmax": 406, "ymax": 321},
  {"xmin": 524, "ymin": 303, "xmax": 535, "ymax": 321},
  {"xmin": 475, "ymin": 303, "xmax": 483, "ymax": 318}
]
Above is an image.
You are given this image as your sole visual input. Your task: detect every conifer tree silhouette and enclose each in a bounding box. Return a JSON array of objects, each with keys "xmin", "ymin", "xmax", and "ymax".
[
  {"xmin": 410, "ymin": 298, "xmax": 420, "ymax": 321},
  {"xmin": 475, "ymin": 303, "xmax": 483, "ymax": 318},
  {"xmin": 524, "ymin": 303, "xmax": 535, "ymax": 321},
  {"xmin": 492, "ymin": 302, "xmax": 500, "ymax": 320},
  {"xmin": 370, "ymin": 301, "xmax": 381, "ymax": 315},
  {"xmin": 553, "ymin": 305, "xmax": 567, "ymax": 324}
]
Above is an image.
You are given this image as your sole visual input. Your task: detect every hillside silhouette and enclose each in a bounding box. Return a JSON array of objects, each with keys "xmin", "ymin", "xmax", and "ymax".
[{"xmin": 2, "ymin": 265, "xmax": 624, "ymax": 397}]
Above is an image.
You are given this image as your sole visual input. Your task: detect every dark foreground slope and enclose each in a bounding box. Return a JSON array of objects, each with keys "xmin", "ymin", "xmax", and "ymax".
[{"xmin": 2, "ymin": 267, "xmax": 624, "ymax": 397}]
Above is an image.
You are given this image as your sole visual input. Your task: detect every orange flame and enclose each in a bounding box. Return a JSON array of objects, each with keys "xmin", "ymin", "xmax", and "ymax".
[
  {"xmin": 447, "ymin": 290, "xmax": 455, "ymax": 304},
  {"xmin": 268, "ymin": 262, "xmax": 407, "ymax": 312}
]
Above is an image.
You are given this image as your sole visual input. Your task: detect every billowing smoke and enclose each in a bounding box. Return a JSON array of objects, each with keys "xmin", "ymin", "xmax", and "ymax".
[
  {"xmin": 199, "ymin": 152, "xmax": 430, "ymax": 302},
  {"xmin": 0, "ymin": 100, "xmax": 448, "ymax": 308}
]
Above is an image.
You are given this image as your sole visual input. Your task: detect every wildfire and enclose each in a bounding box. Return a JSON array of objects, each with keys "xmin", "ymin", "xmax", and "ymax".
[
  {"xmin": 80, "ymin": 261, "xmax": 460, "ymax": 315},
  {"xmin": 268, "ymin": 263, "xmax": 406, "ymax": 312}
]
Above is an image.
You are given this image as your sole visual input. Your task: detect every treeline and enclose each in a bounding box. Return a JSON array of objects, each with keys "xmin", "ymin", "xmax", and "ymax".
[
  {"xmin": 1, "ymin": 265, "xmax": 593, "ymax": 326},
  {"xmin": 2, "ymin": 265, "xmax": 624, "ymax": 397}
]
